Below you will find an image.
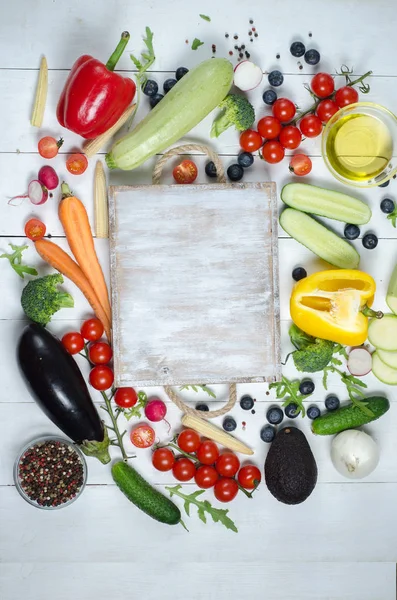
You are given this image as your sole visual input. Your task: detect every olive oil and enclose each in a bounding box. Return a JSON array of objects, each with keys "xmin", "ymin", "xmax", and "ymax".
[{"xmin": 326, "ymin": 113, "xmax": 393, "ymax": 181}]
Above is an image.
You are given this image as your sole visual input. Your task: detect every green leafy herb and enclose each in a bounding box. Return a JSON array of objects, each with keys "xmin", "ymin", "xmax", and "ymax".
[
  {"xmin": 192, "ymin": 38, "xmax": 204, "ymax": 50},
  {"xmin": 123, "ymin": 391, "xmax": 148, "ymax": 420},
  {"xmin": 179, "ymin": 385, "xmax": 216, "ymax": 398},
  {"xmin": 166, "ymin": 484, "xmax": 238, "ymax": 532},
  {"xmin": 0, "ymin": 244, "xmax": 38, "ymax": 279},
  {"xmin": 269, "ymin": 375, "xmax": 311, "ymax": 417},
  {"xmin": 386, "ymin": 203, "xmax": 397, "ymax": 228},
  {"xmin": 199, "ymin": 14, "xmax": 211, "ymax": 21},
  {"xmin": 322, "ymin": 365, "xmax": 373, "ymax": 416},
  {"xmin": 130, "ymin": 26, "xmax": 155, "ymax": 86}
]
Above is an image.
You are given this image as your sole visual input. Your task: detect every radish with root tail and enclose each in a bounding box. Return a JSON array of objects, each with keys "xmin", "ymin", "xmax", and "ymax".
[{"xmin": 8, "ymin": 180, "xmax": 49, "ymax": 206}]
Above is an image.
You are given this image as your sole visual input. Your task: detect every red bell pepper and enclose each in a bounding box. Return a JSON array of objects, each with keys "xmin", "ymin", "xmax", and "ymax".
[{"xmin": 57, "ymin": 32, "xmax": 136, "ymax": 139}]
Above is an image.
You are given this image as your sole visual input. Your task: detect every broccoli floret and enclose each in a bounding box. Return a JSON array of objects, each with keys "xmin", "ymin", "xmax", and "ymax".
[
  {"xmin": 289, "ymin": 323, "xmax": 335, "ymax": 373},
  {"xmin": 211, "ymin": 94, "xmax": 255, "ymax": 138},
  {"xmin": 289, "ymin": 323, "xmax": 316, "ymax": 350},
  {"xmin": 21, "ymin": 273, "xmax": 74, "ymax": 326}
]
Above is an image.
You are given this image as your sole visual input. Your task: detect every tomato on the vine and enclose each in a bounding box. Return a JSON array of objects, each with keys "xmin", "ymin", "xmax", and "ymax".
[
  {"xmin": 335, "ymin": 86, "xmax": 359, "ymax": 108},
  {"xmin": 89, "ymin": 365, "xmax": 114, "ymax": 390},
  {"xmin": 130, "ymin": 423, "xmax": 155, "ymax": 448},
  {"xmin": 257, "ymin": 116, "xmax": 281, "ymax": 140},
  {"xmin": 279, "ymin": 125, "xmax": 302, "ymax": 149},
  {"xmin": 237, "ymin": 465, "xmax": 262, "ymax": 489},
  {"xmin": 215, "ymin": 452, "xmax": 240, "ymax": 477},
  {"xmin": 272, "ymin": 98, "xmax": 296, "ymax": 122},
  {"xmin": 81, "ymin": 318, "xmax": 104, "ymax": 341},
  {"xmin": 239, "ymin": 129, "xmax": 263, "ymax": 152},
  {"xmin": 173, "ymin": 160, "xmax": 198, "ymax": 184},
  {"xmin": 289, "ymin": 154, "xmax": 312, "ymax": 176},
  {"xmin": 261, "ymin": 140, "xmax": 285, "ymax": 164},
  {"xmin": 316, "ymin": 99, "xmax": 338, "ymax": 123},
  {"xmin": 61, "ymin": 331, "xmax": 85, "ymax": 355},
  {"xmin": 25, "ymin": 218, "xmax": 46, "ymax": 241},
  {"xmin": 214, "ymin": 477, "xmax": 239, "ymax": 503},
  {"xmin": 114, "ymin": 387, "xmax": 138, "ymax": 408},
  {"xmin": 177, "ymin": 429, "xmax": 201, "ymax": 453},
  {"xmin": 311, "ymin": 72, "xmax": 335, "ymax": 98},
  {"xmin": 172, "ymin": 457, "xmax": 196, "ymax": 481},
  {"xmin": 299, "ymin": 114, "xmax": 323, "ymax": 138},
  {"xmin": 196, "ymin": 440, "xmax": 219, "ymax": 465},
  {"xmin": 38, "ymin": 136, "xmax": 63, "ymax": 159},
  {"xmin": 88, "ymin": 341, "xmax": 113, "ymax": 365},
  {"xmin": 194, "ymin": 465, "xmax": 219, "ymax": 489},
  {"xmin": 66, "ymin": 153, "xmax": 88, "ymax": 176},
  {"xmin": 152, "ymin": 447, "xmax": 175, "ymax": 471}
]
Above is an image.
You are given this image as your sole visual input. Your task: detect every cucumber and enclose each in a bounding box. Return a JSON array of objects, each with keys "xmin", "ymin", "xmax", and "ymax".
[
  {"xmin": 281, "ymin": 183, "xmax": 371, "ymax": 225},
  {"xmin": 377, "ymin": 348, "xmax": 397, "ymax": 369},
  {"xmin": 372, "ymin": 352, "xmax": 397, "ymax": 385},
  {"xmin": 312, "ymin": 396, "xmax": 390, "ymax": 435},
  {"xmin": 111, "ymin": 461, "xmax": 181, "ymax": 525},
  {"xmin": 386, "ymin": 264, "xmax": 397, "ymax": 314},
  {"xmin": 279, "ymin": 208, "xmax": 360, "ymax": 269},
  {"xmin": 368, "ymin": 314, "xmax": 397, "ymax": 351}
]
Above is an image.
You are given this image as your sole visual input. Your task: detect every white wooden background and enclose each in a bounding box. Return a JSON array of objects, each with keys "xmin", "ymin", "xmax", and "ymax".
[{"xmin": 1, "ymin": 1, "xmax": 397, "ymax": 598}]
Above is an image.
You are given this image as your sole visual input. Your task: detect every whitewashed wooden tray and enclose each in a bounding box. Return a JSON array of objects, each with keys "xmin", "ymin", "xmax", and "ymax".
[{"xmin": 109, "ymin": 182, "xmax": 281, "ymax": 387}]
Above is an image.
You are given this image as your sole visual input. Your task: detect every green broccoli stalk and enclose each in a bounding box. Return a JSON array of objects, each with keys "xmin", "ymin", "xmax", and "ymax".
[
  {"xmin": 211, "ymin": 94, "xmax": 255, "ymax": 138},
  {"xmin": 21, "ymin": 273, "xmax": 74, "ymax": 326}
]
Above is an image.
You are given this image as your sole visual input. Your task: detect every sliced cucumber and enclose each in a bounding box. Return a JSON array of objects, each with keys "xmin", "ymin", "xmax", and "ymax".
[
  {"xmin": 279, "ymin": 208, "xmax": 360, "ymax": 269},
  {"xmin": 281, "ymin": 183, "xmax": 371, "ymax": 225},
  {"xmin": 386, "ymin": 264, "xmax": 397, "ymax": 314},
  {"xmin": 372, "ymin": 352, "xmax": 397, "ymax": 385},
  {"xmin": 368, "ymin": 314, "xmax": 397, "ymax": 351},
  {"xmin": 376, "ymin": 348, "xmax": 397, "ymax": 369}
]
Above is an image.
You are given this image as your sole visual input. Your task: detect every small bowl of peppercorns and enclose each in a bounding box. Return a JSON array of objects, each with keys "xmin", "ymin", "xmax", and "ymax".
[{"xmin": 14, "ymin": 436, "xmax": 87, "ymax": 510}]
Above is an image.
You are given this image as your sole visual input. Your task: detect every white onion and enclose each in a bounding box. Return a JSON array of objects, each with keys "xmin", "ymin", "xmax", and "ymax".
[{"xmin": 331, "ymin": 430, "xmax": 379, "ymax": 479}]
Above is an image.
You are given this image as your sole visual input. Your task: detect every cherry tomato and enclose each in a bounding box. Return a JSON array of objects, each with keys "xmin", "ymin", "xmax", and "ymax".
[
  {"xmin": 261, "ymin": 140, "xmax": 285, "ymax": 164},
  {"xmin": 279, "ymin": 125, "xmax": 302, "ymax": 149},
  {"xmin": 130, "ymin": 423, "xmax": 155, "ymax": 448},
  {"xmin": 152, "ymin": 447, "xmax": 175, "ymax": 471},
  {"xmin": 173, "ymin": 159, "xmax": 198, "ymax": 184},
  {"xmin": 194, "ymin": 465, "xmax": 219, "ymax": 489},
  {"xmin": 24, "ymin": 218, "xmax": 46, "ymax": 241},
  {"xmin": 61, "ymin": 331, "xmax": 85, "ymax": 355},
  {"xmin": 239, "ymin": 129, "xmax": 263, "ymax": 152},
  {"xmin": 289, "ymin": 154, "xmax": 312, "ymax": 176},
  {"xmin": 38, "ymin": 136, "xmax": 63, "ymax": 159},
  {"xmin": 310, "ymin": 72, "xmax": 335, "ymax": 98},
  {"xmin": 272, "ymin": 98, "xmax": 296, "ymax": 123},
  {"xmin": 335, "ymin": 86, "xmax": 359, "ymax": 108},
  {"xmin": 89, "ymin": 365, "xmax": 114, "ymax": 390},
  {"xmin": 257, "ymin": 117, "xmax": 281, "ymax": 140},
  {"xmin": 299, "ymin": 114, "xmax": 323, "ymax": 138},
  {"xmin": 316, "ymin": 99, "xmax": 339, "ymax": 123},
  {"xmin": 237, "ymin": 465, "xmax": 262, "ymax": 490},
  {"xmin": 66, "ymin": 153, "xmax": 88, "ymax": 176},
  {"xmin": 172, "ymin": 457, "xmax": 196, "ymax": 481},
  {"xmin": 215, "ymin": 452, "xmax": 240, "ymax": 477},
  {"xmin": 177, "ymin": 429, "xmax": 201, "ymax": 453},
  {"xmin": 214, "ymin": 477, "xmax": 239, "ymax": 503},
  {"xmin": 114, "ymin": 387, "xmax": 138, "ymax": 408},
  {"xmin": 196, "ymin": 440, "xmax": 219, "ymax": 465},
  {"xmin": 88, "ymin": 341, "xmax": 113, "ymax": 365},
  {"xmin": 81, "ymin": 318, "xmax": 104, "ymax": 341}
]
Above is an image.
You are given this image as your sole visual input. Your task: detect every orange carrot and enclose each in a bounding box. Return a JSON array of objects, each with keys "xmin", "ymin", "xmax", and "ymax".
[
  {"xmin": 34, "ymin": 239, "xmax": 111, "ymax": 340},
  {"xmin": 58, "ymin": 182, "xmax": 111, "ymax": 321}
]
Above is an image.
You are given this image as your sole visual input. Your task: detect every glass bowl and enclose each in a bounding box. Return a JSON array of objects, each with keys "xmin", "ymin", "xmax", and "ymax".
[
  {"xmin": 321, "ymin": 102, "xmax": 397, "ymax": 188},
  {"xmin": 14, "ymin": 435, "xmax": 87, "ymax": 510}
]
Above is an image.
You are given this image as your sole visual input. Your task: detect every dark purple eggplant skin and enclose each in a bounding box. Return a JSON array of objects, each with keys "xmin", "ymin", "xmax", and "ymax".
[{"xmin": 17, "ymin": 322, "xmax": 104, "ymax": 443}]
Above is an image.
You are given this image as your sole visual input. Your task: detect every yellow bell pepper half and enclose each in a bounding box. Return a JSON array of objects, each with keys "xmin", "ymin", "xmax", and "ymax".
[{"xmin": 290, "ymin": 270, "xmax": 383, "ymax": 346}]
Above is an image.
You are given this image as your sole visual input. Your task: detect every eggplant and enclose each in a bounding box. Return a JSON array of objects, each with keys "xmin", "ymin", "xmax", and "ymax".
[{"xmin": 17, "ymin": 323, "xmax": 110, "ymax": 464}]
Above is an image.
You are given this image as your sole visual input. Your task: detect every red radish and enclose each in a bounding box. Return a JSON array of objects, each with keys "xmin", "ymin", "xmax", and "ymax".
[
  {"xmin": 144, "ymin": 397, "xmax": 167, "ymax": 422},
  {"xmin": 8, "ymin": 180, "xmax": 48, "ymax": 206},
  {"xmin": 38, "ymin": 166, "xmax": 59, "ymax": 190},
  {"xmin": 233, "ymin": 60, "xmax": 263, "ymax": 91},
  {"xmin": 347, "ymin": 347, "xmax": 372, "ymax": 376}
]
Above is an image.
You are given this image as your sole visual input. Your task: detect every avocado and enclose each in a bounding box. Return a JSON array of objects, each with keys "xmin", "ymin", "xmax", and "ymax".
[{"xmin": 264, "ymin": 426, "xmax": 317, "ymax": 505}]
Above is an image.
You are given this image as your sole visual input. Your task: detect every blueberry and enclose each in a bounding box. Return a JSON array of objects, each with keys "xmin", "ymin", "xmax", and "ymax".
[
  {"xmin": 175, "ymin": 67, "xmax": 189, "ymax": 80},
  {"xmin": 379, "ymin": 179, "xmax": 390, "ymax": 188},
  {"xmin": 266, "ymin": 406, "xmax": 284, "ymax": 425},
  {"xmin": 260, "ymin": 424, "xmax": 276, "ymax": 443},
  {"xmin": 163, "ymin": 78, "xmax": 177, "ymax": 94},
  {"xmin": 142, "ymin": 79, "xmax": 158, "ymax": 97},
  {"xmin": 325, "ymin": 395, "xmax": 340, "ymax": 411},
  {"xmin": 290, "ymin": 41, "xmax": 306, "ymax": 57},
  {"xmin": 344, "ymin": 224, "xmax": 360, "ymax": 240},
  {"xmin": 149, "ymin": 93, "xmax": 164, "ymax": 108},
  {"xmin": 262, "ymin": 89, "xmax": 277, "ymax": 105},
  {"xmin": 240, "ymin": 395, "xmax": 254, "ymax": 410},
  {"xmin": 362, "ymin": 233, "xmax": 378, "ymax": 250},
  {"xmin": 223, "ymin": 416, "xmax": 237, "ymax": 432},
  {"xmin": 284, "ymin": 402, "xmax": 300, "ymax": 418},
  {"xmin": 292, "ymin": 266, "xmax": 307, "ymax": 281},
  {"xmin": 307, "ymin": 405, "xmax": 321, "ymax": 420},
  {"xmin": 304, "ymin": 49, "xmax": 321, "ymax": 65},
  {"xmin": 196, "ymin": 403, "xmax": 209, "ymax": 412},
  {"xmin": 380, "ymin": 198, "xmax": 395, "ymax": 214},
  {"xmin": 238, "ymin": 152, "xmax": 254, "ymax": 168},
  {"xmin": 205, "ymin": 161, "xmax": 218, "ymax": 178},
  {"xmin": 268, "ymin": 70, "xmax": 284, "ymax": 87},
  {"xmin": 227, "ymin": 164, "xmax": 244, "ymax": 182},
  {"xmin": 299, "ymin": 380, "xmax": 315, "ymax": 395}
]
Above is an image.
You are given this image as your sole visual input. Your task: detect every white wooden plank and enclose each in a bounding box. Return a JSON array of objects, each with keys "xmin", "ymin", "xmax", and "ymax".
[{"xmin": 1, "ymin": 562, "xmax": 395, "ymax": 600}]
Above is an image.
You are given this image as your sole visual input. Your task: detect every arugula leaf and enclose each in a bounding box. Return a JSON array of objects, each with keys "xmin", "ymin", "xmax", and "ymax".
[
  {"xmin": 323, "ymin": 364, "xmax": 372, "ymax": 416},
  {"xmin": 192, "ymin": 38, "xmax": 204, "ymax": 50},
  {"xmin": 179, "ymin": 385, "xmax": 216, "ymax": 399},
  {"xmin": 199, "ymin": 14, "xmax": 211, "ymax": 21},
  {"xmin": 387, "ymin": 206, "xmax": 397, "ymax": 228},
  {"xmin": 123, "ymin": 391, "xmax": 148, "ymax": 421},
  {"xmin": 269, "ymin": 375, "xmax": 310, "ymax": 417},
  {"xmin": 130, "ymin": 26, "xmax": 156, "ymax": 86},
  {"xmin": 0, "ymin": 244, "xmax": 38, "ymax": 279},
  {"xmin": 166, "ymin": 484, "xmax": 238, "ymax": 532}
]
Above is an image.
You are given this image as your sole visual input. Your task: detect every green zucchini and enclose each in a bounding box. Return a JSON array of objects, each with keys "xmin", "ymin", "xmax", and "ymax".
[
  {"xmin": 372, "ymin": 352, "xmax": 397, "ymax": 385},
  {"xmin": 279, "ymin": 208, "xmax": 360, "ymax": 269},
  {"xmin": 368, "ymin": 314, "xmax": 397, "ymax": 351},
  {"xmin": 386, "ymin": 264, "xmax": 397, "ymax": 314},
  {"xmin": 106, "ymin": 58, "xmax": 234, "ymax": 170},
  {"xmin": 281, "ymin": 183, "xmax": 371, "ymax": 225},
  {"xmin": 312, "ymin": 396, "xmax": 389, "ymax": 435},
  {"xmin": 112, "ymin": 461, "xmax": 181, "ymax": 525}
]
